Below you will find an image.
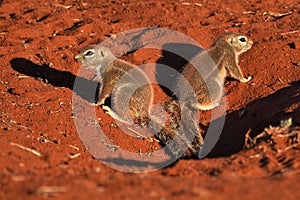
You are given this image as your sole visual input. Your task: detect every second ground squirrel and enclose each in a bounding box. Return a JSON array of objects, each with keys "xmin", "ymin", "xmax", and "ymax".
[
  {"xmin": 75, "ymin": 32, "xmax": 253, "ymax": 158},
  {"xmin": 156, "ymin": 32, "xmax": 253, "ymax": 157},
  {"xmin": 75, "ymin": 45, "xmax": 153, "ymax": 126}
]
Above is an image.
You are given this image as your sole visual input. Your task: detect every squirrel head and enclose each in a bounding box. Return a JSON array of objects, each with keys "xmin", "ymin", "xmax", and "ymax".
[
  {"xmin": 75, "ymin": 45, "xmax": 115, "ymax": 71},
  {"xmin": 224, "ymin": 33, "xmax": 253, "ymax": 54},
  {"xmin": 213, "ymin": 33, "xmax": 253, "ymax": 55}
]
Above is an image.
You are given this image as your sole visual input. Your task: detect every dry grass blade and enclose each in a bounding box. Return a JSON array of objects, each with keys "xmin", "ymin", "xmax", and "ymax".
[
  {"xmin": 280, "ymin": 30, "xmax": 299, "ymax": 35},
  {"xmin": 181, "ymin": 2, "xmax": 192, "ymax": 6},
  {"xmin": 263, "ymin": 11, "xmax": 292, "ymax": 19},
  {"xmin": 244, "ymin": 129, "xmax": 253, "ymax": 149},
  {"xmin": 69, "ymin": 144, "xmax": 80, "ymax": 150},
  {"xmin": 10, "ymin": 142, "xmax": 42, "ymax": 157},
  {"xmin": 127, "ymin": 127, "xmax": 148, "ymax": 139},
  {"xmin": 37, "ymin": 186, "xmax": 68, "ymax": 195},
  {"xmin": 53, "ymin": 4, "xmax": 73, "ymax": 9},
  {"xmin": 277, "ymin": 143, "xmax": 300, "ymax": 153},
  {"xmin": 69, "ymin": 153, "xmax": 81, "ymax": 159}
]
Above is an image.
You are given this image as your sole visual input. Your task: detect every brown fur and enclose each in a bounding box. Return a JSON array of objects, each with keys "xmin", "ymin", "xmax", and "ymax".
[
  {"xmin": 75, "ymin": 45, "xmax": 153, "ymax": 126},
  {"xmin": 75, "ymin": 32, "xmax": 253, "ymax": 158},
  {"xmin": 159, "ymin": 33, "xmax": 253, "ymax": 157}
]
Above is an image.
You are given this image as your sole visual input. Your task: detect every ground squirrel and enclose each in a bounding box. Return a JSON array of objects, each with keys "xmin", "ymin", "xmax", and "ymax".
[
  {"xmin": 75, "ymin": 44, "xmax": 187, "ymax": 157},
  {"xmin": 156, "ymin": 32, "xmax": 253, "ymax": 157},
  {"xmin": 75, "ymin": 45, "xmax": 153, "ymax": 126},
  {"xmin": 176, "ymin": 32, "xmax": 253, "ymax": 111},
  {"xmin": 75, "ymin": 32, "xmax": 253, "ymax": 158}
]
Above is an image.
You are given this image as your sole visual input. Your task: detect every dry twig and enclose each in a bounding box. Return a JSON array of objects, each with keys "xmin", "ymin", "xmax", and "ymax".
[{"xmin": 10, "ymin": 142, "xmax": 42, "ymax": 157}]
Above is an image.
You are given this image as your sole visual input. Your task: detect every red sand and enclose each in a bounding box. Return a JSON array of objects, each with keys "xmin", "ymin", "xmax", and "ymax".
[{"xmin": 0, "ymin": 0, "xmax": 300, "ymax": 199}]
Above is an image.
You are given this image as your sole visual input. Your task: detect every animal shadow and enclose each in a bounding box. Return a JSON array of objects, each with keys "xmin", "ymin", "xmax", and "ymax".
[
  {"xmin": 207, "ymin": 80, "xmax": 300, "ymax": 157},
  {"xmin": 10, "ymin": 58, "xmax": 99, "ymax": 103},
  {"xmin": 155, "ymin": 43, "xmax": 204, "ymax": 96}
]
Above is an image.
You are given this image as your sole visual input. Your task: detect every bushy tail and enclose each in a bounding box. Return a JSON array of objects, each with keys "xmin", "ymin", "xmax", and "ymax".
[{"xmin": 148, "ymin": 99, "xmax": 204, "ymax": 158}]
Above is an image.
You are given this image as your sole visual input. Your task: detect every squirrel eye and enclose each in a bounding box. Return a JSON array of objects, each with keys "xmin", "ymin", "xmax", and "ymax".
[
  {"xmin": 84, "ymin": 50, "xmax": 94, "ymax": 57},
  {"xmin": 239, "ymin": 37, "xmax": 247, "ymax": 42}
]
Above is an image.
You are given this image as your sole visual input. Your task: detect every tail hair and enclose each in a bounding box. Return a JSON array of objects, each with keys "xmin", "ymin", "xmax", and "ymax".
[{"xmin": 148, "ymin": 99, "xmax": 203, "ymax": 158}]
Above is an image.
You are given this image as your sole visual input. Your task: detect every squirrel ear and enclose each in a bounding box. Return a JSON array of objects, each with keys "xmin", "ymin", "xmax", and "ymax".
[
  {"xmin": 227, "ymin": 37, "xmax": 233, "ymax": 44},
  {"xmin": 100, "ymin": 50, "xmax": 105, "ymax": 57}
]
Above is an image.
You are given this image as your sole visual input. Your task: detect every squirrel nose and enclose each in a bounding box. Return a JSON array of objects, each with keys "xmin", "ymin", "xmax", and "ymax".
[{"xmin": 74, "ymin": 54, "xmax": 81, "ymax": 60}]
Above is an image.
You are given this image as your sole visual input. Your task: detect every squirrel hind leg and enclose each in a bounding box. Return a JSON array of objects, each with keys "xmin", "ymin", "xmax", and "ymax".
[{"xmin": 133, "ymin": 116, "xmax": 151, "ymax": 127}]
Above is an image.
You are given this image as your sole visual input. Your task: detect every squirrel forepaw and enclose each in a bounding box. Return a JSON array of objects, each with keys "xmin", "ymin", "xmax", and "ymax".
[
  {"xmin": 95, "ymin": 98, "xmax": 106, "ymax": 106},
  {"xmin": 240, "ymin": 76, "xmax": 252, "ymax": 83},
  {"xmin": 101, "ymin": 105, "xmax": 111, "ymax": 112}
]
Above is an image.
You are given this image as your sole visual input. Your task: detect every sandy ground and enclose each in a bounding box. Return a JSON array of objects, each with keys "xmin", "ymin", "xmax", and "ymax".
[{"xmin": 0, "ymin": 0, "xmax": 300, "ymax": 199}]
